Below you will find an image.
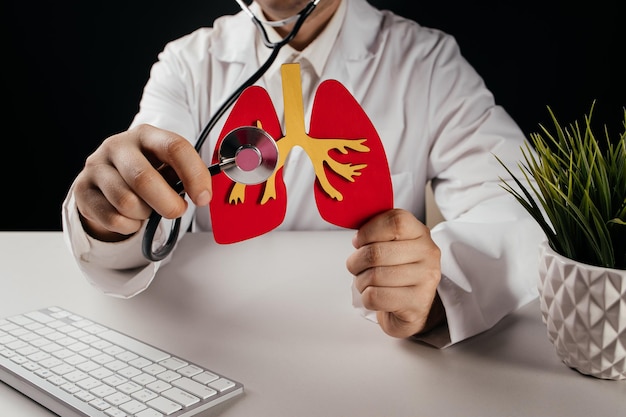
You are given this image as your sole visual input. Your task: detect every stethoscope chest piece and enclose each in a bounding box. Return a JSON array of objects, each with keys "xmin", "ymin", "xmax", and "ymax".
[{"xmin": 215, "ymin": 126, "xmax": 279, "ymax": 184}]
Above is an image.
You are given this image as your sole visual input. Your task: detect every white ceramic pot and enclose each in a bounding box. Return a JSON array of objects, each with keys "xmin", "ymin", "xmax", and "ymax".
[{"xmin": 538, "ymin": 240, "xmax": 626, "ymax": 380}]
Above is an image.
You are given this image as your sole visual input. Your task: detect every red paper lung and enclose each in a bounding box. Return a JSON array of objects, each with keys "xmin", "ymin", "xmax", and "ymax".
[
  {"xmin": 209, "ymin": 64, "xmax": 393, "ymax": 244},
  {"xmin": 209, "ymin": 87, "xmax": 287, "ymax": 244},
  {"xmin": 309, "ymin": 79, "xmax": 393, "ymax": 229}
]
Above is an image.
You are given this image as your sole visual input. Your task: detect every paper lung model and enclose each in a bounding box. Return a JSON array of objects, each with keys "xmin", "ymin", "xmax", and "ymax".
[{"xmin": 210, "ymin": 63, "xmax": 393, "ymax": 244}]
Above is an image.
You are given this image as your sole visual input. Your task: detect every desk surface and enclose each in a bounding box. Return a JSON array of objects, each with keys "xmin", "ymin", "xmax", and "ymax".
[{"xmin": 1, "ymin": 231, "xmax": 624, "ymax": 416}]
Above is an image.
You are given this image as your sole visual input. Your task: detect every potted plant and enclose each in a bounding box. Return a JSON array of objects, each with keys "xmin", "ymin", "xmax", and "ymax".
[{"xmin": 496, "ymin": 101, "xmax": 626, "ymax": 380}]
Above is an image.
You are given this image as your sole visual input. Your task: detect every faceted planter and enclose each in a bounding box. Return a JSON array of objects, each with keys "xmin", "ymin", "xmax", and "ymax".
[{"xmin": 538, "ymin": 241, "xmax": 626, "ymax": 380}]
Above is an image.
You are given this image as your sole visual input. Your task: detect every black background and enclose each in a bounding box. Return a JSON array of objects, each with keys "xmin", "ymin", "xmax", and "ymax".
[{"xmin": 2, "ymin": 1, "xmax": 623, "ymax": 231}]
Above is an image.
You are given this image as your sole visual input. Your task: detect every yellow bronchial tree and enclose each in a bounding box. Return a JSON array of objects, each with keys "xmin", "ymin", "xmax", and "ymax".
[{"xmin": 228, "ymin": 63, "xmax": 370, "ymax": 205}]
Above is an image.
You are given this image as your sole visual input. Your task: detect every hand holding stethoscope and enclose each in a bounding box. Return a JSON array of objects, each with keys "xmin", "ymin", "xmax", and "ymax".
[
  {"xmin": 142, "ymin": 126, "xmax": 279, "ymax": 261},
  {"xmin": 142, "ymin": 0, "xmax": 321, "ymax": 261}
]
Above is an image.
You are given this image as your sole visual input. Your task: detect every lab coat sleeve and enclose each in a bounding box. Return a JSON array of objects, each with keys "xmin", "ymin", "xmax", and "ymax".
[
  {"xmin": 413, "ymin": 36, "xmax": 545, "ymax": 346},
  {"xmin": 425, "ymin": 197, "xmax": 544, "ymax": 347},
  {"xmin": 60, "ymin": 32, "xmax": 207, "ymax": 297},
  {"xmin": 418, "ymin": 120, "xmax": 545, "ymax": 348},
  {"xmin": 61, "ymin": 181, "xmax": 194, "ymax": 298}
]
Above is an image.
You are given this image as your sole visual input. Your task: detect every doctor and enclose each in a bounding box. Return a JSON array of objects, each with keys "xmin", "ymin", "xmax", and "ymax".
[{"xmin": 62, "ymin": 0, "xmax": 544, "ymax": 347}]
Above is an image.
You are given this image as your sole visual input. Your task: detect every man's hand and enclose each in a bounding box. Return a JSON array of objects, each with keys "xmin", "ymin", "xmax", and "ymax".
[
  {"xmin": 73, "ymin": 124, "xmax": 213, "ymax": 242},
  {"xmin": 346, "ymin": 208, "xmax": 445, "ymax": 338}
]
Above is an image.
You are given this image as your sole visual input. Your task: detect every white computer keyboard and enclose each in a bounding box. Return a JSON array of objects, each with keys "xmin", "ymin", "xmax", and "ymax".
[{"xmin": 0, "ymin": 306, "xmax": 244, "ymax": 417}]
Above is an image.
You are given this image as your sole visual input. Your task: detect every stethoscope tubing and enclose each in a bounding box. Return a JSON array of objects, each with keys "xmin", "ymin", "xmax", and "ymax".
[{"xmin": 142, "ymin": 1, "xmax": 319, "ymax": 261}]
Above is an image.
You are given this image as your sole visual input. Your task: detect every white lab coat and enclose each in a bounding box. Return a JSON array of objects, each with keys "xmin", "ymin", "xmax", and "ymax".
[{"xmin": 62, "ymin": 0, "xmax": 544, "ymax": 347}]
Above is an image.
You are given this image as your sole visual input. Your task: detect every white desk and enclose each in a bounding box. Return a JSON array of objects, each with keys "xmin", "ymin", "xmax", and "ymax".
[{"xmin": 1, "ymin": 232, "xmax": 624, "ymax": 416}]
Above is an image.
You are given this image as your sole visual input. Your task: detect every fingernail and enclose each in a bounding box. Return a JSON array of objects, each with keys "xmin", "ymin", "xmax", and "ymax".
[{"xmin": 197, "ymin": 190, "xmax": 212, "ymax": 206}]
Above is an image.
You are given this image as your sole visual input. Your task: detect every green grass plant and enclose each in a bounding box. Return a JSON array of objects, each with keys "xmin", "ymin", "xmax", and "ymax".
[{"xmin": 496, "ymin": 102, "xmax": 625, "ymax": 269}]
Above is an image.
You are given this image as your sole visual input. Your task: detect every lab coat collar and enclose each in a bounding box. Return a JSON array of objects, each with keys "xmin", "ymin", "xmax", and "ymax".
[
  {"xmin": 209, "ymin": 0, "xmax": 382, "ymax": 79},
  {"xmin": 253, "ymin": 0, "xmax": 346, "ymax": 81}
]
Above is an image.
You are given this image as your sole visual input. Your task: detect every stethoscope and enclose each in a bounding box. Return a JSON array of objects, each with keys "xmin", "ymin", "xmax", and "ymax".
[{"xmin": 142, "ymin": 0, "xmax": 322, "ymax": 261}]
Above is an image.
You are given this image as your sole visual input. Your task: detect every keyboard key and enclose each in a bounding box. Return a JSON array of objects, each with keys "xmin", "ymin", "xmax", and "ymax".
[
  {"xmin": 142, "ymin": 363, "xmax": 166, "ymax": 376},
  {"xmin": 172, "ymin": 376, "xmax": 217, "ymax": 399},
  {"xmin": 77, "ymin": 377, "xmax": 102, "ymax": 391},
  {"xmin": 132, "ymin": 388, "xmax": 158, "ymax": 403},
  {"xmin": 25, "ymin": 311, "xmax": 54, "ymax": 323},
  {"xmin": 118, "ymin": 366, "xmax": 142, "ymax": 379},
  {"xmin": 146, "ymin": 379, "xmax": 171, "ymax": 394},
  {"xmin": 159, "ymin": 357, "xmax": 187, "ymax": 370},
  {"xmin": 102, "ymin": 374, "xmax": 128, "ymax": 387},
  {"xmin": 119, "ymin": 399, "xmax": 147, "ymax": 414},
  {"xmin": 91, "ymin": 384, "xmax": 116, "ymax": 398},
  {"xmin": 76, "ymin": 360, "xmax": 100, "ymax": 373},
  {"xmin": 129, "ymin": 357, "xmax": 152, "ymax": 369},
  {"xmin": 7, "ymin": 315, "xmax": 34, "ymax": 326},
  {"xmin": 40, "ymin": 357, "xmax": 63, "ymax": 368},
  {"xmin": 156, "ymin": 369, "xmax": 180, "ymax": 383},
  {"xmin": 61, "ymin": 383, "xmax": 80, "ymax": 394},
  {"xmin": 104, "ymin": 391, "xmax": 131, "ymax": 406},
  {"xmin": 178, "ymin": 364, "xmax": 203, "ymax": 377},
  {"xmin": 191, "ymin": 371, "xmax": 219, "ymax": 384},
  {"xmin": 132, "ymin": 372, "xmax": 157, "ymax": 385},
  {"xmin": 34, "ymin": 368, "xmax": 53, "ymax": 379},
  {"xmin": 209, "ymin": 377, "xmax": 237, "ymax": 392},
  {"xmin": 146, "ymin": 395, "xmax": 183, "ymax": 414},
  {"xmin": 117, "ymin": 381, "xmax": 142, "ymax": 395},
  {"xmin": 74, "ymin": 390, "xmax": 96, "ymax": 402},
  {"xmin": 89, "ymin": 398, "xmax": 110, "ymax": 411},
  {"xmin": 99, "ymin": 330, "xmax": 169, "ymax": 363},
  {"xmin": 104, "ymin": 360, "xmax": 128, "ymax": 372},
  {"xmin": 50, "ymin": 363, "xmax": 74, "ymax": 375},
  {"xmin": 114, "ymin": 350, "xmax": 138, "ymax": 362},
  {"xmin": 136, "ymin": 408, "xmax": 163, "ymax": 417},
  {"xmin": 103, "ymin": 405, "xmax": 126, "ymax": 417},
  {"xmin": 162, "ymin": 387, "xmax": 199, "ymax": 407}
]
